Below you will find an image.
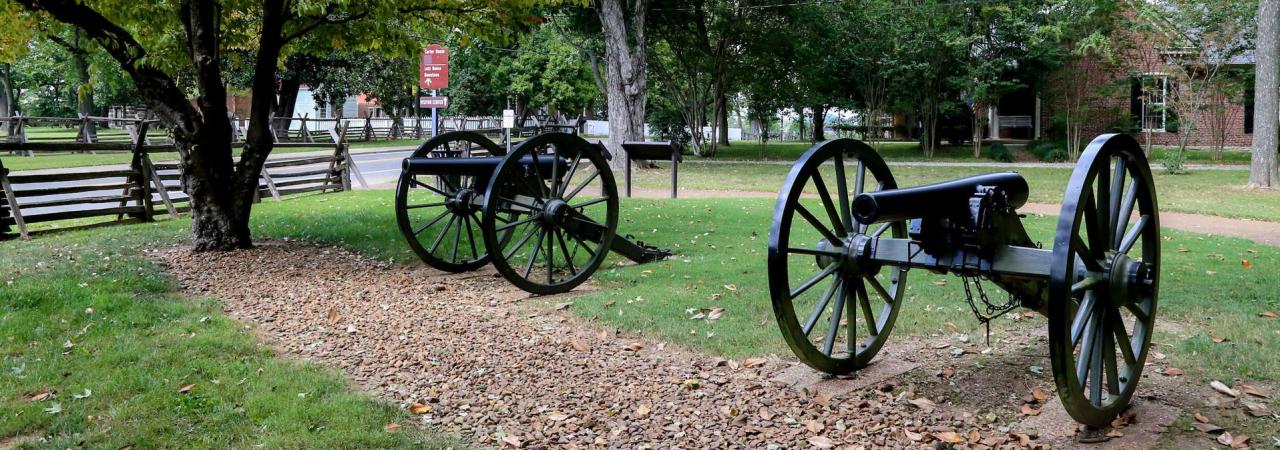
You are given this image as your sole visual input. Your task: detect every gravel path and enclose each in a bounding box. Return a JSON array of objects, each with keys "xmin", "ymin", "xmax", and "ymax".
[{"xmin": 160, "ymin": 243, "xmax": 1051, "ymax": 449}]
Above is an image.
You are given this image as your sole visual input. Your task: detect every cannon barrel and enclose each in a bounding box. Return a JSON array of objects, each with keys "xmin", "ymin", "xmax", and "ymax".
[
  {"xmin": 852, "ymin": 172, "xmax": 1029, "ymax": 224},
  {"xmin": 402, "ymin": 155, "xmax": 566, "ymax": 177}
]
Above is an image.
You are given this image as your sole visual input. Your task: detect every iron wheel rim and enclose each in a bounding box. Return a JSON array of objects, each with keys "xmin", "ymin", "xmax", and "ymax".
[
  {"xmin": 768, "ymin": 139, "xmax": 908, "ymax": 374},
  {"xmin": 1049, "ymin": 133, "xmax": 1161, "ymax": 427},
  {"xmin": 481, "ymin": 133, "xmax": 618, "ymax": 295},
  {"xmin": 395, "ymin": 131, "xmax": 504, "ymax": 272}
]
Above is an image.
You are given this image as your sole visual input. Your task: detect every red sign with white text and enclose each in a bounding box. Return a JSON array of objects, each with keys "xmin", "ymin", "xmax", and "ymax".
[{"xmin": 420, "ymin": 45, "xmax": 449, "ymax": 90}]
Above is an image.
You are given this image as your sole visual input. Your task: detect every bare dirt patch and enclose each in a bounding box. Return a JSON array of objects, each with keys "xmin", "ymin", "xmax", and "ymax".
[{"xmin": 158, "ymin": 242, "xmax": 1207, "ymax": 448}]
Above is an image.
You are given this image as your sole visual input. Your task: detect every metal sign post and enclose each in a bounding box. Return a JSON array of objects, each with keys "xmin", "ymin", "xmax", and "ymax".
[{"xmin": 502, "ymin": 108, "xmax": 515, "ymax": 153}]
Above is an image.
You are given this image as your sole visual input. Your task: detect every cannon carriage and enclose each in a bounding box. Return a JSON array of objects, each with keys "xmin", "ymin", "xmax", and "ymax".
[
  {"xmin": 768, "ymin": 133, "xmax": 1160, "ymax": 426},
  {"xmin": 395, "ymin": 131, "xmax": 670, "ymax": 295}
]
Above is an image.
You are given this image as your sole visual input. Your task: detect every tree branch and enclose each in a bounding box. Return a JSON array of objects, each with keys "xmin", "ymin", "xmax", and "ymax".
[{"xmin": 14, "ymin": 0, "xmax": 200, "ymax": 137}]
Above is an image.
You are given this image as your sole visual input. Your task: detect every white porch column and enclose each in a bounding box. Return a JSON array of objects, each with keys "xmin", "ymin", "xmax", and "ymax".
[{"xmin": 1034, "ymin": 96, "xmax": 1042, "ymax": 139}]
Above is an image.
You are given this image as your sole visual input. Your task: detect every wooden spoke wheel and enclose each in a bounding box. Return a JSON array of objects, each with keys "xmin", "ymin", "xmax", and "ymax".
[
  {"xmin": 481, "ymin": 133, "xmax": 618, "ymax": 295},
  {"xmin": 769, "ymin": 139, "xmax": 909, "ymax": 374},
  {"xmin": 396, "ymin": 131, "xmax": 505, "ymax": 272},
  {"xmin": 1049, "ymin": 133, "xmax": 1161, "ymax": 427}
]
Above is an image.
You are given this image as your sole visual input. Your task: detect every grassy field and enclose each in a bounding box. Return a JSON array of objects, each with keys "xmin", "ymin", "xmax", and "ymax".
[
  {"xmin": 4, "ymin": 190, "xmax": 1277, "ymax": 446},
  {"xmin": 0, "ymin": 221, "xmax": 461, "ymax": 448},
  {"xmin": 627, "ymin": 161, "xmax": 1280, "ymax": 222},
  {"xmin": 709, "ymin": 140, "xmax": 1254, "ymax": 165}
]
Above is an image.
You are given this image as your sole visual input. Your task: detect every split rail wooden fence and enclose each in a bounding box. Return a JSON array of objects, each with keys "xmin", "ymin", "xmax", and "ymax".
[{"xmin": 0, "ymin": 123, "xmax": 362, "ymax": 240}]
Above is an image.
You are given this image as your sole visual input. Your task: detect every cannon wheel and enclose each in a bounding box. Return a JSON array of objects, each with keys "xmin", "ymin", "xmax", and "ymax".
[
  {"xmin": 769, "ymin": 139, "xmax": 909, "ymax": 374},
  {"xmin": 481, "ymin": 133, "xmax": 618, "ymax": 295},
  {"xmin": 1049, "ymin": 133, "xmax": 1161, "ymax": 427},
  {"xmin": 395, "ymin": 131, "xmax": 505, "ymax": 272}
]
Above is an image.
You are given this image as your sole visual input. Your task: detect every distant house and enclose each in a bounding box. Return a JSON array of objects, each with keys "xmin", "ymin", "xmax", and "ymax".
[{"xmin": 293, "ymin": 85, "xmax": 362, "ymax": 119}]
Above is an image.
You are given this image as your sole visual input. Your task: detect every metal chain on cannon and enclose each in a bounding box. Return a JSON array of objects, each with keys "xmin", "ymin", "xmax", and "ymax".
[{"xmin": 959, "ymin": 274, "xmax": 1019, "ymax": 345}]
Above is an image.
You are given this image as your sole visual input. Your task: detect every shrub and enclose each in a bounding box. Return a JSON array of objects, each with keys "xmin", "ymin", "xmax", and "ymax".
[
  {"xmin": 1161, "ymin": 149, "xmax": 1189, "ymax": 174},
  {"xmin": 1026, "ymin": 139, "xmax": 1069, "ymax": 162},
  {"xmin": 989, "ymin": 143, "xmax": 1014, "ymax": 162}
]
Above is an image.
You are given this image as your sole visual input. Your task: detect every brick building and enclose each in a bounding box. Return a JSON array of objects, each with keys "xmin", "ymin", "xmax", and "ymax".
[{"xmin": 986, "ymin": 10, "xmax": 1258, "ymax": 150}]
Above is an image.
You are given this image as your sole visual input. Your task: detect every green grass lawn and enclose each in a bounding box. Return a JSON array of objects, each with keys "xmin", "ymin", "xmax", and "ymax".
[
  {"xmin": 701, "ymin": 140, "xmax": 1252, "ymax": 165},
  {"xmin": 0, "ymin": 221, "xmax": 461, "ymax": 448},
  {"xmin": 628, "ymin": 161, "xmax": 1280, "ymax": 222}
]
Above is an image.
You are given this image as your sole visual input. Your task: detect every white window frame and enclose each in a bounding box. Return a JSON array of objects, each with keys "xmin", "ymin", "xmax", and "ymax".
[
  {"xmin": 1140, "ymin": 74, "xmax": 1168, "ymax": 133},
  {"xmin": 316, "ymin": 103, "xmax": 332, "ymax": 119}
]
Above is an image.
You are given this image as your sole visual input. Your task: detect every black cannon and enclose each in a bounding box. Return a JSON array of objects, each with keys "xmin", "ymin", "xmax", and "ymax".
[
  {"xmin": 395, "ymin": 131, "xmax": 670, "ymax": 294},
  {"xmin": 769, "ymin": 134, "xmax": 1160, "ymax": 426}
]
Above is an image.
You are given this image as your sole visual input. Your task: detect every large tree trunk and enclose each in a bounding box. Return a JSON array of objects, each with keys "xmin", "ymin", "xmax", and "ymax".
[
  {"xmin": 274, "ymin": 77, "xmax": 301, "ymax": 137},
  {"xmin": 72, "ymin": 48, "xmax": 97, "ymax": 141},
  {"xmin": 598, "ymin": 0, "xmax": 647, "ymax": 167},
  {"xmin": 0, "ymin": 63, "xmax": 12, "ymax": 118},
  {"xmin": 715, "ymin": 93, "xmax": 729, "ymax": 146},
  {"xmin": 1250, "ymin": 0, "xmax": 1279, "ymax": 189},
  {"xmin": 811, "ymin": 104, "xmax": 825, "ymax": 141}
]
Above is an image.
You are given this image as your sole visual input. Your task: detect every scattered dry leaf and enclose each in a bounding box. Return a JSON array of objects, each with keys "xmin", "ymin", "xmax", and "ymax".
[
  {"xmin": 178, "ymin": 384, "xmax": 196, "ymax": 394},
  {"xmin": 1241, "ymin": 260, "xmax": 1253, "ymax": 269},
  {"xmin": 1241, "ymin": 384, "xmax": 1269, "ymax": 398},
  {"xmin": 570, "ymin": 340, "xmax": 592, "ymax": 352},
  {"xmin": 1243, "ymin": 401, "xmax": 1272, "ymax": 417},
  {"xmin": 1032, "ymin": 387, "xmax": 1050, "ymax": 402},
  {"xmin": 706, "ymin": 307, "xmax": 725, "ymax": 321},
  {"xmin": 807, "ymin": 436, "xmax": 835, "ymax": 448},
  {"xmin": 546, "ymin": 413, "xmax": 569, "ymax": 421},
  {"xmin": 1194, "ymin": 413, "xmax": 1210, "ymax": 423},
  {"xmin": 743, "ymin": 357, "xmax": 767, "ymax": 368},
  {"xmin": 1260, "ymin": 311, "xmax": 1278, "ymax": 319},
  {"xmin": 933, "ymin": 431, "xmax": 966, "ymax": 444},
  {"xmin": 1218, "ymin": 432, "xmax": 1235, "ymax": 446},
  {"xmin": 635, "ymin": 404, "xmax": 651, "ymax": 417},
  {"xmin": 384, "ymin": 422, "xmax": 401, "ymax": 433},
  {"xmin": 554, "ymin": 302, "xmax": 573, "ymax": 310},
  {"xmin": 1020, "ymin": 403, "xmax": 1041, "ymax": 416},
  {"xmin": 624, "ymin": 342, "xmax": 644, "ymax": 351},
  {"xmin": 803, "ymin": 420, "xmax": 824, "ymax": 433},
  {"xmin": 408, "ymin": 402, "xmax": 430, "ymax": 415},
  {"xmin": 326, "ymin": 308, "xmax": 338, "ymax": 323},
  {"xmin": 907, "ymin": 397, "xmax": 936, "ymax": 413},
  {"xmin": 1210, "ymin": 380, "xmax": 1241, "ymax": 397},
  {"xmin": 1162, "ymin": 367, "xmax": 1184, "ymax": 376},
  {"xmin": 501, "ymin": 434, "xmax": 523, "ymax": 448},
  {"xmin": 1106, "ymin": 429, "xmax": 1125, "ymax": 438},
  {"xmin": 723, "ymin": 284, "xmax": 737, "ymax": 292},
  {"xmin": 904, "ymin": 430, "xmax": 924, "ymax": 441}
]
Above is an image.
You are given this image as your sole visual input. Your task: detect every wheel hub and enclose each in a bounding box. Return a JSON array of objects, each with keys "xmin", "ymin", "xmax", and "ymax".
[
  {"xmin": 814, "ymin": 232, "xmax": 879, "ymax": 278},
  {"xmin": 1105, "ymin": 252, "xmax": 1153, "ymax": 307},
  {"xmin": 541, "ymin": 199, "xmax": 570, "ymax": 229},
  {"xmin": 446, "ymin": 188, "xmax": 479, "ymax": 215}
]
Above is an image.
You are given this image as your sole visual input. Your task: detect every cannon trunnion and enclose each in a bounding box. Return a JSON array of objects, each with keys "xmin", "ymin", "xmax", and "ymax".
[
  {"xmin": 395, "ymin": 131, "xmax": 670, "ymax": 295},
  {"xmin": 769, "ymin": 135, "xmax": 1161, "ymax": 427}
]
